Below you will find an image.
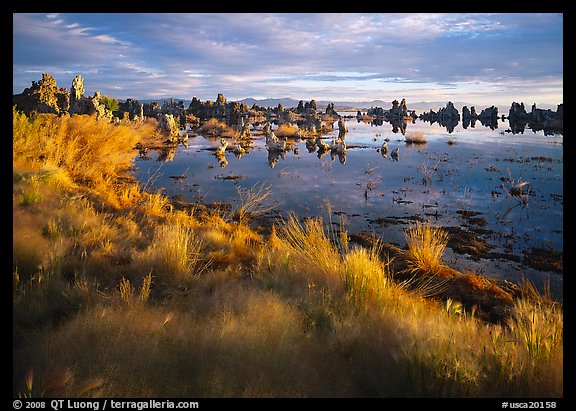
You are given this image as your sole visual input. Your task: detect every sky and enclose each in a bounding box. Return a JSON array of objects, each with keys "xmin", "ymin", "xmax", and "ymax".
[{"xmin": 13, "ymin": 13, "xmax": 563, "ymax": 107}]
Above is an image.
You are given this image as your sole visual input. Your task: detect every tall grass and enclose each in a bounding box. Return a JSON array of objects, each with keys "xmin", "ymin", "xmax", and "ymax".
[
  {"xmin": 13, "ymin": 106, "xmax": 563, "ymax": 398},
  {"xmin": 343, "ymin": 244, "xmax": 392, "ymax": 306},
  {"xmin": 140, "ymin": 223, "xmax": 205, "ymax": 280},
  {"xmin": 508, "ymin": 298, "xmax": 563, "ymax": 362},
  {"xmin": 275, "ymin": 214, "xmax": 342, "ymax": 288},
  {"xmin": 404, "ymin": 221, "xmax": 450, "ymax": 275},
  {"xmin": 13, "ymin": 108, "xmax": 139, "ymax": 188}
]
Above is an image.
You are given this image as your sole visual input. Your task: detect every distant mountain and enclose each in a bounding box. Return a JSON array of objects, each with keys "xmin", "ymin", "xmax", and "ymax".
[
  {"xmin": 136, "ymin": 98, "xmax": 192, "ymax": 107},
  {"xmin": 237, "ymin": 97, "xmax": 301, "ymax": 108}
]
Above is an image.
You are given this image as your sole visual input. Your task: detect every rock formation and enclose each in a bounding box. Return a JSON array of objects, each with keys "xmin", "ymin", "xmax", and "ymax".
[
  {"xmin": 118, "ymin": 98, "xmax": 144, "ymax": 122},
  {"xmin": 506, "ymin": 101, "xmax": 563, "ymax": 134},
  {"xmin": 337, "ymin": 117, "xmax": 348, "ymax": 139},
  {"xmin": 70, "ymin": 74, "xmax": 85, "ymax": 111},
  {"xmin": 389, "ymin": 99, "xmax": 403, "ymax": 118},
  {"xmin": 508, "ymin": 102, "xmax": 528, "ymax": 121},
  {"xmin": 158, "ymin": 113, "xmax": 180, "ymax": 137},
  {"xmin": 13, "ymin": 73, "xmax": 70, "ymax": 115},
  {"xmin": 462, "ymin": 106, "xmax": 471, "ymax": 128},
  {"xmin": 325, "ymin": 102, "xmax": 338, "ymax": 116},
  {"xmin": 419, "ymin": 101, "xmax": 460, "ymax": 133},
  {"xmin": 69, "ymin": 89, "xmax": 114, "ymax": 121},
  {"xmin": 477, "ymin": 106, "xmax": 499, "ymax": 129}
]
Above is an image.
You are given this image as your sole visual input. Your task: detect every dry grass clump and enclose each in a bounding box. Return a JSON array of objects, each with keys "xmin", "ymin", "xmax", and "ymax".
[
  {"xmin": 198, "ymin": 118, "xmax": 238, "ymax": 138},
  {"xmin": 274, "ymin": 123, "xmax": 300, "ymax": 137},
  {"xmin": 404, "ymin": 221, "xmax": 450, "ymax": 275},
  {"xmin": 13, "ymin": 108, "xmax": 139, "ymax": 188},
  {"xmin": 138, "ymin": 223, "xmax": 205, "ymax": 280},
  {"xmin": 13, "ymin": 106, "xmax": 563, "ymax": 398},
  {"xmin": 343, "ymin": 244, "xmax": 392, "ymax": 306},
  {"xmin": 404, "ymin": 132, "xmax": 427, "ymax": 144},
  {"xmin": 273, "ymin": 214, "xmax": 342, "ymax": 290}
]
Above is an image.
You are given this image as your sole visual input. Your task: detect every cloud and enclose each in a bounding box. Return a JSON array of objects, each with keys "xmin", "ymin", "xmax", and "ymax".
[{"xmin": 13, "ymin": 13, "xmax": 563, "ymax": 105}]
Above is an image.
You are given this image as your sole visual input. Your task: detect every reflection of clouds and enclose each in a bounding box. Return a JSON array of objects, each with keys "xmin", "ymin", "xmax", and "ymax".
[{"xmin": 129, "ymin": 126, "xmax": 562, "ymax": 294}]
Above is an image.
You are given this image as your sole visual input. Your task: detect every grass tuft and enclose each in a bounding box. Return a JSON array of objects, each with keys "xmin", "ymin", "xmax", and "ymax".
[
  {"xmin": 343, "ymin": 243, "xmax": 392, "ymax": 306},
  {"xmin": 404, "ymin": 221, "xmax": 450, "ymax": 275},
  {"xmin": 140, "ymin": 223, "xmax": 205, "ymax": 280},
  {"xmin": 405, "ymin": 132, "xmax": 427, "ymax": 144}
]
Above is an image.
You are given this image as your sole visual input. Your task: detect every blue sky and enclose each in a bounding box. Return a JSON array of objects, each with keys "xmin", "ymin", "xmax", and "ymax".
[{"xmin": 13, "ymin": 13, "xmax": 563, "ymax": 106}]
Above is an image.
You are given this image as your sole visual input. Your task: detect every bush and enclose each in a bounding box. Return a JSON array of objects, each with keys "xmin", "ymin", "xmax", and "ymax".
[
  {"xmin": 13, "ymin": 107, "xmax": 139, "ymax": 187},
  {"xmin": 98, "ymin": 95, "xmax": 119, "ymax": 113}
]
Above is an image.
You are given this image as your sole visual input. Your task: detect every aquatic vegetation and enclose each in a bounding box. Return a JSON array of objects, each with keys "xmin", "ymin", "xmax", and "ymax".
[
  {"xmin": 500, "ymin": 168, "xmax": 531, "ymax": 205},
  {"xmin": 420, "ymin": 159, "xmax": 442, "ymax": 186},
  {"xmin": 358, "ymin": 164, "xmax": 382, "ymax": 200}
]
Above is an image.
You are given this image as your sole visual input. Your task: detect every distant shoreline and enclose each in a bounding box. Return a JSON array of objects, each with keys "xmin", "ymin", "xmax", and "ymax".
[{"xmin": 130, "ymin": 97, "xmax": 560, "ymax": 114}]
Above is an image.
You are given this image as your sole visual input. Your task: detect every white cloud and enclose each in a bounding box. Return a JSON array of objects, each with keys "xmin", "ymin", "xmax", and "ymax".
[{"xmin": 13, "ymin": 13, "xmax": 563, "ymax": 105}]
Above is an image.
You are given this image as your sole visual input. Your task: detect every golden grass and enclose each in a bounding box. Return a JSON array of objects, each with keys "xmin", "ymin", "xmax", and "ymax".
[
  {"xmin": 139, "ymin": 223, "xmax": 205, "ymax": 280},
  {"xmin": 274, "ymin": 123, "xmax": 300, "ymax": 137},
  {"xmin": 343, "ymin": 244, "xmax": 392, "ymax": 306},
  {"xmin": 14, "ymin": 108, "xmax": 139, "ymax": 187},
  {"xmin": 405, "ymin": 132, "xmax": 427, "ymax": 144},
  {"xmin": 12, "ymin": 107, "xmax": 563, "ymax": 398},
  {"xmin": 274, "ymin": 214, "xmax": 342, "ymax": 290},
  {"xmin": 198, "ymin": 118, "xmax": 238, "ymax": 138},
  {"xmin": 404, "ymin": 221, "xmax": 450, "ymax": 275}
]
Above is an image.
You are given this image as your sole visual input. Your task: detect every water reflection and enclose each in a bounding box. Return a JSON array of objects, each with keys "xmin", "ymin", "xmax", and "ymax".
[
  {"xmin": 157, "ymin": 145, "xmax": 176, "ymax": 162},
  {"xmin": 267, "ymin": 149, "xmax": 286, "ymax": 168},
  {"xmin": 214, "ymin": 151, "xmax": 228, "ymax": 168},
  {"xmin": 133, "ymin": 114, "xmax": 563, "ymax": 296}
]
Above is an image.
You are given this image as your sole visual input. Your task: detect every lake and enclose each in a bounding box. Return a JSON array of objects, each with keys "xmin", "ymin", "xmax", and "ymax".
[{"xmin": 132, "ymin": 113, "xmax": 563, "ymax": 298}]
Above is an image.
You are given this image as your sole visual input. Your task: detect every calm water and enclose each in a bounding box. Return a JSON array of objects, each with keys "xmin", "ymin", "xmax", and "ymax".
[{"xmin": 133, "ymin": 114, "xmax": 563, "ymax": 297}]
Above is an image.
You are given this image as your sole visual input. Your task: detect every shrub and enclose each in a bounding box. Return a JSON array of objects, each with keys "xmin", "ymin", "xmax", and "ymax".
[
  {"xmin": 98, "ymin": 95, "xmax": 119, "ymax": 113},
  {"xmin": 13, "ymin": 108, "xmax": 139, "ymax": 187},
  {"xmin": 198, "ymin": 118, "xmax": 238, "ymax": 138},
  {"xmin": 275, "ymin": 123, "xmax": 300, "ymax": 137}
]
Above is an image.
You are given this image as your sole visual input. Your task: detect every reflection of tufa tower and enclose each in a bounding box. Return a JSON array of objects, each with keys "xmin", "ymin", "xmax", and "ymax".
[{"xmin": 338, "ymin": 117, "xmax": 348, "ymax": 139}]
